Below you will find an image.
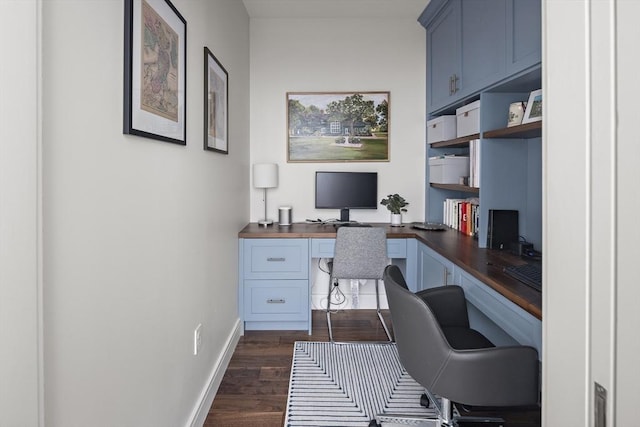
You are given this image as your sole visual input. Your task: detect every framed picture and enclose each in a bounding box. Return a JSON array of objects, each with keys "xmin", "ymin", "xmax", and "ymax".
[
  {"xmin": 287, "ymin": 92, "xmax": 390, "ymax": 163},
  {"xmin": 123, "ymin": 0, "xmax": 187, "ymax": 145},
  {"xmin": 522, "ymin": 89, "xmax": 542, "ymax": 124},
  {"xmin": 203, "ymin": 47, "xmax": 229, "ymax": 154}
]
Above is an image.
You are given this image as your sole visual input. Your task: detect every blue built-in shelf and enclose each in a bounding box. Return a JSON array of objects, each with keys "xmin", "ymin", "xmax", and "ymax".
[
  {"xmin": 477, "ymin": 91, "xmax": 542, "ymax": 249},
  {"xmin": 483, "ymin": 121, "xmax": 542, "ymax": 140},
  {"xmin": 420, "ymin": 0, "xmax": 542, "ymax": 249}
]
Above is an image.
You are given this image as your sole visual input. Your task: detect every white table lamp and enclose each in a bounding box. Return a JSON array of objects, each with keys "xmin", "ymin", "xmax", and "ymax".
[{"xmin": 253, "ymin": 163, "xmax": 278, "ymax": 226}]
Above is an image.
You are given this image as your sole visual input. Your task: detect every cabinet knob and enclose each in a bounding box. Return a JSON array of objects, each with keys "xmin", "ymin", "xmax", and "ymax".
[
  {"xmin": 266, "ymin": 257, "xmax": 286, "ymax": 262},
  {"xmin": 267, "ymin": 298, "xmax": 286, "ymax": 304}
]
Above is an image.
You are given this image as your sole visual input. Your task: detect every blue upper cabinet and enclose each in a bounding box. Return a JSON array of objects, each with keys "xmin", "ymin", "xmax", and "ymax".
[
  {"xmin": 506, "ymin": 0, "xmax": 542, "ymax": 74},
  {"xmin": 424, "ymin": 0, "xmax": 461, "ymax": 111},
  {"xmin": 420, "ymin": 0, "xmax": 541, "ymax": 114},
  {"xmin": 460, "ymin": 0, "xmax": 506, "ymax": 98}
]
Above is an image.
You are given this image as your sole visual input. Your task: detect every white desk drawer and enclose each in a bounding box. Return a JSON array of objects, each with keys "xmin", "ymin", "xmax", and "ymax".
[
  {"xmin": 243, "ymin": 239, "xmax": 308, "ymax": 280},
  {"xmin": 243, "ymin": 280, "xmax": 308, "ymax": 321}
]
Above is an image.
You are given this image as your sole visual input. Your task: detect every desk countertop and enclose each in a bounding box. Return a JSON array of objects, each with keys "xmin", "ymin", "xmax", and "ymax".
[{"xmin": 238, "ymin": 222, "xmax": 542, "ymax": 320}]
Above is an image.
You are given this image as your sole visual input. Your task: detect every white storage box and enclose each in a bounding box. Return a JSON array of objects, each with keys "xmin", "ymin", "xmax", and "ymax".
[
  {"xmin": 456, "ymin": 100, "xmax": 481, "ymax": 137},
  {"xmin": 429, "ymin": 156, "xmax": 470, "ymax": 184},
  {"xmin": 427, "ymin": 115, "xmax": 457, "ymax": 144}
]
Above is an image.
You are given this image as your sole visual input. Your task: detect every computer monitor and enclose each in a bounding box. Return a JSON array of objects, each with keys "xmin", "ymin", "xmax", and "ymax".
[{"xmin": 315, "ymin": 171, "xmax": 378, "ymax": 222}]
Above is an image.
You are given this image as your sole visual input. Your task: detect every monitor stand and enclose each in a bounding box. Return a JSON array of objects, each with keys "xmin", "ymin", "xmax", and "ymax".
[{"xmin": 340, "ymin": 208, "xmax": 350, "ymax": 222}]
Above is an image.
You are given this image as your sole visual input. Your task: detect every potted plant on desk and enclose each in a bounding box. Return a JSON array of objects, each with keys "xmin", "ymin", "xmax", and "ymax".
[{"xmin": 380, "ymin": 194, "xmax": 409, "ymax": 226}]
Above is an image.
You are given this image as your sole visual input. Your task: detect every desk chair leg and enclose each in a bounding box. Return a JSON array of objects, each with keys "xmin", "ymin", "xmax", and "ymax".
[
  {"xmin": 376, "ymin": 279, "xmax": 392, "ymax": 341},
  {"xmin": 327, "ymin": 276, "xmax": 334, "ymax": 342}
]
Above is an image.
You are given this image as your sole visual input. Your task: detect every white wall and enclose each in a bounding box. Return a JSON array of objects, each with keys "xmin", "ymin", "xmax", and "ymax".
[
  {"xmin": 543, "ymin": 1, "xmax": 640, "ymax": 426},
  {"xmin": 615, "ymin": 2, "xmax": 640, "ymax": 423},
  {"xmin": 543, "ymin": 0, "xmax": 589, "ymax": 423},
  {"xmin": 0, "ymin": 1, "xmax": 43, "ymax": 425},
  {"xmin": 41, "ymin": 1, "xmax": 249, "ymax": 426},
  {"xmin": 249, "ymin": 17, "xmax": 426, "ymax": 225},
  {"xmin": 249, "ymin": 16, "xmax": 425, "ymax": 310}
]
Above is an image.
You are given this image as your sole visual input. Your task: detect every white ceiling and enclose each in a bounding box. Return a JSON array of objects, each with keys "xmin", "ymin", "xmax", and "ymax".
[{"xmin": 242, "ymin": 0, "xmax": 430, "ymax": 19}]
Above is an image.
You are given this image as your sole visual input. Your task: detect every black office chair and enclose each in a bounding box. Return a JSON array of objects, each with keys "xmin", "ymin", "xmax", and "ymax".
[
  {"xmin": 372, "ymin": 265, "xmax": 539, "ymax": 426},
  {"xmin": 326, "ymin": 226, "xmax": 392, "ymax": 342}
]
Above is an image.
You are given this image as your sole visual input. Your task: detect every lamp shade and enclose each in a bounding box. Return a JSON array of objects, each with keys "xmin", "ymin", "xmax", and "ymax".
[{"xmin": 253, "ymin": 163, "xmax": 278, "ymax": 188}]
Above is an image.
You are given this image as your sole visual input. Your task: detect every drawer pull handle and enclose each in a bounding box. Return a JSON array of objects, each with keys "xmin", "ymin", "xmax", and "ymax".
[
  {"xmin": 267, "ymin": 257, "xmax": 286, "ymax": 262},
  {"xmin": 267, "ymin": 298, "xmax": 286, "ymax": 304}
]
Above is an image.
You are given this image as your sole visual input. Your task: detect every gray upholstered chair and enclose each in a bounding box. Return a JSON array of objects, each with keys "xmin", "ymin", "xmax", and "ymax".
[
  {"xmin": 326, "ymin": 226, "xmax": 392, "ymax": 342},
  {"xmin": 374, "ymin": 264, "xmax": 539, "ymax": 426}
]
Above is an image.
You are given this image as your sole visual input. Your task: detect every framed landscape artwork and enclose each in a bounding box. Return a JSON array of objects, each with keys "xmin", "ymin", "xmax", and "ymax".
[
  {"xmin": 203, "ymin": 47, "xmax": 229, "ymax": 154},
  {"xmin": 123, "ymin": 0, "xmax": 187, "ymax": 145},
  {"xmin": 287, "ymin": 92, "xmax": 390, "ymax": 162}
]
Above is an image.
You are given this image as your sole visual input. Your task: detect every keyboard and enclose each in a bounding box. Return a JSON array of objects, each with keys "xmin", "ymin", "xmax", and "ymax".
[{"xmin": 503, "ymin": 263, "xmax": 542, "ymax": 292}]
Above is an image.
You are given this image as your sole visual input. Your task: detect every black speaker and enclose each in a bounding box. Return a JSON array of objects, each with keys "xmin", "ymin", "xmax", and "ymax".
[{"xmin": 487, "ymin": 209, "xmax": 519, "ymax": 250}]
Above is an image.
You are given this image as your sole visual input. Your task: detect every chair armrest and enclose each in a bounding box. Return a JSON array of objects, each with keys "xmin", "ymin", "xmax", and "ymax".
[
  {"xmin": 437, "ymin": 345, "xmax": 540, "ymax": 407},
  {"xmin": 416, "ymin": 285, "xmax": 470, "ymax": 328}
]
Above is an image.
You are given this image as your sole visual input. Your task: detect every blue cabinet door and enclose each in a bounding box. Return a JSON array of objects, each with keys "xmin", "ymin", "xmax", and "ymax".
[
  {"xmin": 426, "ymin": 0, "xmax": 461, "ymax": 112},
  {"xmin": 506, "ymin": 0, "xmax": 541, "ymax": 74},
  {"xmin": 422, "ymin": 0, "xmax": 540, "ymax": 114},
  {"xmin": 460, "ymin": 0, "xmax": 506, "ymax": 97},
  {"xmin": 416, "ymin": 241, "xmax": 454, "ymax": 291}
]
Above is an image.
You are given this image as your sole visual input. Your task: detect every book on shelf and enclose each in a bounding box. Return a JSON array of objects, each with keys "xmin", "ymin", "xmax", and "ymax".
[
  {"xmin": 469, "ymin": 139, "xmax": 481, "ymax": 188},
  {"xmin": 443, "ymin": 197, "xmax": 480, "ymax": 237}
]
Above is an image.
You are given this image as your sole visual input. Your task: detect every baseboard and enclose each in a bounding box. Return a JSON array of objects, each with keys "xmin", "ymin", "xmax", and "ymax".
[{"xmin": 187, "ymin": 318, "xmax": 242, "ymax": 427}]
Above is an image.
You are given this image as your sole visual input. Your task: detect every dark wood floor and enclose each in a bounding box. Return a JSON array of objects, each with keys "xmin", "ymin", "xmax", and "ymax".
[{"xmin": 205, "ymin": 310, "xmax": 541, "ymax": 427}]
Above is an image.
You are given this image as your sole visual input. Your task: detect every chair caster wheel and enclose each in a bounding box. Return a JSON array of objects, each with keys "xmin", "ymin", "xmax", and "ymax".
[
  {"xmin": 420, "ymin": 393, "xmax": 431, "ymax": 408},
  {"xmin": 368, "ymin": 420, "xmax": 381, "ymax": 427}
]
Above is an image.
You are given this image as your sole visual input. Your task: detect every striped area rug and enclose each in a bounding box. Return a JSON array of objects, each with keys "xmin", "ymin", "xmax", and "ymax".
[{"xmin": 284, "ymin": 341, "xmax": 438, "ymax": 426}]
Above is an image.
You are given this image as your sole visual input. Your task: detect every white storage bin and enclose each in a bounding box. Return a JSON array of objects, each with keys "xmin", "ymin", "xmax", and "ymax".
[
  {"xmin": 427, "ymin": 115, "xmax": 457, "ymax": 144},
  {"xmin": 429, "ymin": 156, "xmax": 470, "ymax": 184},
  {"xmin": 456, "ymin": 100, "xmax": 481, "ymax": 137}
]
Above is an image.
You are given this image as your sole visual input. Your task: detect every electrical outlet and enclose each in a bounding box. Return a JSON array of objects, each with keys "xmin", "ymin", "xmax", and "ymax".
[{"xmin": 193, "ymin": 324, "xmax": 202, "ymax": 356}]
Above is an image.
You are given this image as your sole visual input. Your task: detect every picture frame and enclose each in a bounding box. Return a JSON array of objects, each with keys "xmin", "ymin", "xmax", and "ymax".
[
  {"xmin": 287, "ymin": 92, "xmax": 390, "ymax": 163},
  {"xmin": 522, "ymin": 89, "xmax": 542, "ymax": 124},
  {"xmin": 123, "ymin": 0, "xmax": 187, "ymax": 145},
  {"xmin": 203, "ymin": 47, "xmax": 229, "ymax": 154}
]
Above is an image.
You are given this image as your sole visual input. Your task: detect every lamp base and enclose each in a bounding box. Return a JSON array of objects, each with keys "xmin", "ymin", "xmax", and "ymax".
[{"xmin": 258, "ymin": 219, "xmax": 274, "ymax": 227}]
